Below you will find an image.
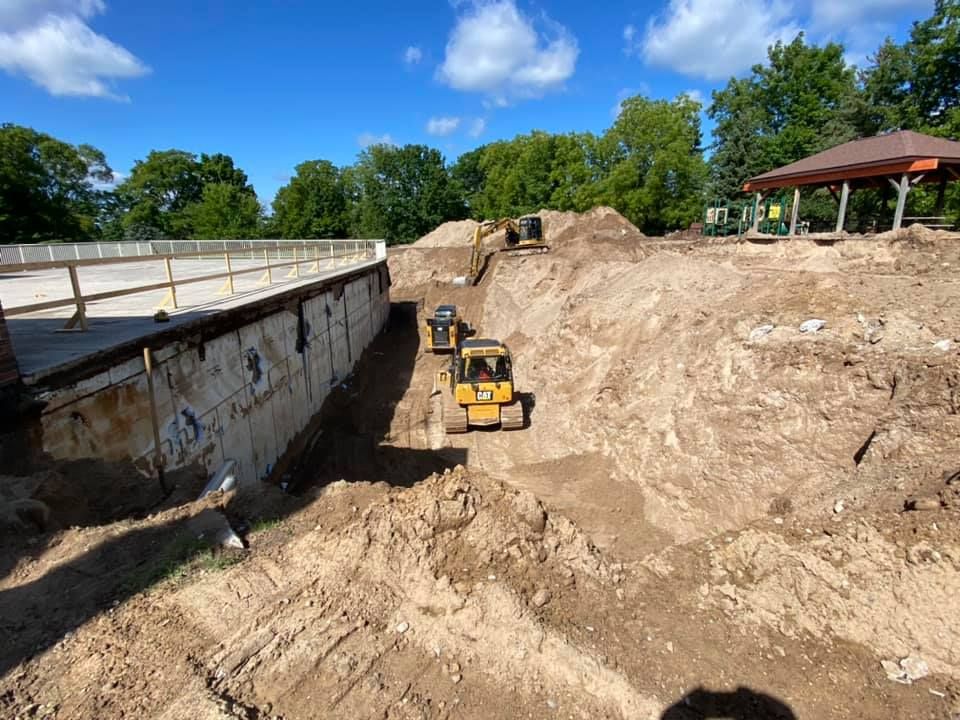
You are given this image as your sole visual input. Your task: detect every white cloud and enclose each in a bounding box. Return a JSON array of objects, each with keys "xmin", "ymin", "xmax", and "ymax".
[
  {"xmin": 357, "ymin": 132, "xmax": 395, "ymax": 148},
  {"xmin": 639, "ymin": 0, "xmax": 801, "ymax": 80},
  {"xmin": 403, "ymin": 45, "xmax": 423, "ymax": 65},
  {"xmin": 468, "ymin": 117, "xmax": 486, "ymax": 137},
  {"xmin": 0, "ymin": 0, "xmax": 147, "ymax": 99},
  {"xmin": 682, "ymin": 88, "xmax": 704, "ymax": 104},
  {"xmin": 426, "ymin": 116, "xmax": 461, "ymax": 136},
  {"xmin": 438, "ymin": 0, "xmax": 578, "ymax": 102}
]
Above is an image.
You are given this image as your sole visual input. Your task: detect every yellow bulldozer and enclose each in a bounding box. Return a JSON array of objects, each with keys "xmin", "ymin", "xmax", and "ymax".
[
  {"xmin": 461, "ymin": 215, "xmax": 549, "ymax": 285},
  {"xmin": 424, "ymin": 304, "xmax": 467, "ymax": 353},
  {"xmin": 435, "ymin": 338, "xmax": 525, "ymax": 433}
]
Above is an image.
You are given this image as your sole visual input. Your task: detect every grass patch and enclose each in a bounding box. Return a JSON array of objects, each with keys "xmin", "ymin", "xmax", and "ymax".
[
  {"xmin": 122, "ymin": 532, "xmax": 243, "ymax": 595},
  {"xmin": 250, "ymin": 517, "xmax": 282, "ymax": 533}
]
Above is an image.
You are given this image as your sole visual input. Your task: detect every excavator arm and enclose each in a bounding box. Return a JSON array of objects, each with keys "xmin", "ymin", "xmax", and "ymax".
[{"xmin": 469, "ymin": 218, "xmax": 518, "ymax": 278}]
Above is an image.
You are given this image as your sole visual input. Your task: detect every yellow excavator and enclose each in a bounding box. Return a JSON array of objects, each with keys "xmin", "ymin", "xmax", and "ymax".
[
  {"xmin": 462, "ymin": 216, "xmax": 549, "ymax": 285},
  {"xmin": 424, "ymin": 304, "xmax": 467, "ymax": 353},
  {"xmin": 435, "ymin": 338, "xmax": 525, "ymax": 433}
]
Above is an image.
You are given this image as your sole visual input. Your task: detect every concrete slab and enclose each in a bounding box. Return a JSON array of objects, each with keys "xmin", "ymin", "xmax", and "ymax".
[{"xmin": 0, "ymin": 256, "xmax": 380, "ymax": 381}]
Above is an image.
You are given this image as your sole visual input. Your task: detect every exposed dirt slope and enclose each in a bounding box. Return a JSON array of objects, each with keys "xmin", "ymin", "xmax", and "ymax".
[{"xmin": 3, "ymin": 211, "xmax": 960, "ymax": 719}]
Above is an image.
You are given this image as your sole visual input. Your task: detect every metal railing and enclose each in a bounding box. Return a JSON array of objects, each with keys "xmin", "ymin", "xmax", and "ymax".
[
  {"xmin": 0, "ymin": 238, "xmax": 374, "ymax": 265},
  {"xmin": 0, "ymin": 239, "xmax": 383, "ymax": 332}
]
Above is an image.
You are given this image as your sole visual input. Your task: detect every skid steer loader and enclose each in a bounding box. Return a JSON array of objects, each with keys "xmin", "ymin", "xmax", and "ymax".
[
  {"xmin": 424, "ymin": 304, "xmax": 467, "ymax": 353},
  {"xmin": 435, "ymin": 338, "xmax": 525, "ymax": 433}
]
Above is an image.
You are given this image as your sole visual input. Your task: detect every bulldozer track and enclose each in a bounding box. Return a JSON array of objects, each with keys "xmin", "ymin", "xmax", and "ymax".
[
  {"xmin": 501, "ymin": 245, "xmax": 550, "ymax": 258},
  {"xmin": 500, "ymin": 401, "xmax": 524, "ymax": 430},
  {"xmin": 442, "ymin": 395, "xmax": 468, "ymax": 434}
]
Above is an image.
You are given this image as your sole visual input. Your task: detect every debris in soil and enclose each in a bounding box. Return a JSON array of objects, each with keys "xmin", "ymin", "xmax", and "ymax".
[
  {"xmin": 799, "ymin": 318, "xmax": 826, "ymax": 333},
  {"xmin": 882, "ymin": 656, "xmax": 931, "ymax": 684}
]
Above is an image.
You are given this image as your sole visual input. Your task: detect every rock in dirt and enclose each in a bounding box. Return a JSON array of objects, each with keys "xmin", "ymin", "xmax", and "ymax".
[
  {"xmin": 749, "ymin": 324, "xmax": 774, "ymax": 341},
  {"xmin": 933, "ymin": 339, "xmax": 953, "ymax": 352},
  {"xmin": 799, "ymin": 319, "xmax": 826, "ymax": 333},
  {"xmin": 512, "ymin": 490, "xmax": 547, "ymax": 533},
  {"xmin": 531, "ymin": 589, "xmax": 552, "ymax": 608},
  {"xmin": 395, "ymin": 622, "xmax": 409, "ymax": 634}
]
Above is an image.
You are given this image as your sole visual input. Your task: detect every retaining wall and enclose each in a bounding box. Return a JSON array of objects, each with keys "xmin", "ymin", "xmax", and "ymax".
[{"xmin": 33, "ymin": 262, "xmax": 391, "ymax": 485}]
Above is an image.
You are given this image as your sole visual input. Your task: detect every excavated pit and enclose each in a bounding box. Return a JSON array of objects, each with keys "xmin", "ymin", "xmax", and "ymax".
[{"xmin": 2, "ymin": 209, "xmax": 960, "ymax": 719}]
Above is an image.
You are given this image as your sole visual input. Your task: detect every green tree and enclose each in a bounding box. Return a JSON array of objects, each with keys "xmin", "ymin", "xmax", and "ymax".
[
  {"xmin": 708, "ymin": 35, "xmax": 859, "ymax": 225},
  {"xmin": 115, "ymin": 150, "xmax": 262, "ymax": 239},
  {"xmin": 354, "ymin": 144, "xmax": 467, "ymax": 244},
  {"xmin": 188, "ymin": 183, "xmax": 262, "ymax": 239},
  {"xmin": 0, "ymin": 124, "xmax": 113, "ymax": 243},
  {"xmin": 271, "ymin": 160, "xmax": 349, "ymax": 238},
  {"xmin": 115, "ymin": 150, "xmax": 204, "ymax": 238},
  {"xmin": 588, "ymin": 94, "xmax": 707, "ymax": 233}
]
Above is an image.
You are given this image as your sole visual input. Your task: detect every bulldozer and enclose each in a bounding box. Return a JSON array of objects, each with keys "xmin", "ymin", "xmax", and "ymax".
[
  {"xmin": 424, "ymin": 304, "xmax": 467, "ymax": 353},
  {"xmin": 435, "ymin": 338, "xmax": 525, "ymax": 433},
  {"xmin": 460, "ymin": 216, "xmax": 549, "ymax": 285}
]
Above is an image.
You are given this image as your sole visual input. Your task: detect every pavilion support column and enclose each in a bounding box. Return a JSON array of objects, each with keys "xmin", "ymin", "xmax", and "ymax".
[
  {"xmin": 789, "ymin": 187, "xmax": 801, "ymax": 236},
  {"xmin": 751, "ymin": 192, "xmax": 763, "ymax": 233},
  {"xmin": 893, "ymin": 173, "xmax": 910, "ymax": 230},
  {"xmin": 835, "ymin": 180, "xmax": 850, "ymax": 233},
  {"xmin": 935, "ymin": 177, "xmax": 948, "ymax": 215}
]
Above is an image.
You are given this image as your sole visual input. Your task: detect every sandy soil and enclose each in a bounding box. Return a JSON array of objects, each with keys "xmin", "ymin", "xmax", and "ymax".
[{"xmin": 2, "ymin": 210, "xmax": 959, "ymax": 719}]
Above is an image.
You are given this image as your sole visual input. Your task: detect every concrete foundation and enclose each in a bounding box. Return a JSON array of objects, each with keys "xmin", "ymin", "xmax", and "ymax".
[{"xmin": 29, "ymin": 261, "xmax": 391, "ymax": 485}]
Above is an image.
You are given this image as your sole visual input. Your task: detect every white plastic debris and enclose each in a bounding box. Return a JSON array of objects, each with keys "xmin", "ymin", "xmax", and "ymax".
[
  {"xmin": 395, "ymin": 622, "xmax": 409, "ymax": 634},
  {"xmin": 933, "ymin": 339, "xmax": 953, "ymax": 352},
  {"xmin": 833, "ymin": 500, "xmax": 844, "ymax": 514},
  {"xmin": 749, "ymin": 324, "xmax": 775, "ymax": 341},
  {"xmin": 799, "ymin": 319, "xmax": 826, "ymax": 333},
  {"xmin": 882, "ymin": 656, "xmax": 929, "ymax": 684}
]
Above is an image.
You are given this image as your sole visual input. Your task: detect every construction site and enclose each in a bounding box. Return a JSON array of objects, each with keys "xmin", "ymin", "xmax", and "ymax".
[{"xmin": 0, "ymin": 207, "xmax": 958, "ymax": 720}]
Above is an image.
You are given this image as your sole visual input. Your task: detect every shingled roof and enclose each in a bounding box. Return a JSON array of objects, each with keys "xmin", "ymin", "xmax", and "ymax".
[{"xmin": 744, "ymin": 130, "xmax": 960, "ymax": 191}]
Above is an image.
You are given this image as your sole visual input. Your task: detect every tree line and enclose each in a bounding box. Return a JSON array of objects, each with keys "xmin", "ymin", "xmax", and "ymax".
[{"xmin": 1, "ymin": 0, "xmax": 956, "ymax": 245}]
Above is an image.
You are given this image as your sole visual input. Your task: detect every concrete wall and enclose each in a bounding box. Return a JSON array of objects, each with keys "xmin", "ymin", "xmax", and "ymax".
[
  {"xmin": 36, "ymin": 263, "xmax": 390, "ymax": 485},
  {"xmin": 0, "ymin": 301, "xmax": 19, "ymax": 390}
]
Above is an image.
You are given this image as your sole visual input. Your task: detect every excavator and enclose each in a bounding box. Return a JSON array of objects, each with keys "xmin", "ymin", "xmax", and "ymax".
[
  {"xmin": 462, "ymin": 215, "xmax": 549, "ymax": 285},
  {"xmin": 424, "ymin": 304, "xmax": 467, "ymax": 353},
  {"xmin": 434, "ymin": 338, "xmax": 525, "ymax": 433}
]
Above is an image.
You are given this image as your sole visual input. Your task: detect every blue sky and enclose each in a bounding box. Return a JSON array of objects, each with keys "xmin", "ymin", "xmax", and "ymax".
[{"xmin": 1, "ymin": 0, "xmax": 935, "ymax": 205}]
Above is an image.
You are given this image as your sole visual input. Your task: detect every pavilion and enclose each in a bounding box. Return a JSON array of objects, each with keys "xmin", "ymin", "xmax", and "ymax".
[{"xmin": 743, "ymin": 130, "xmax": 960, "ymax": 234}]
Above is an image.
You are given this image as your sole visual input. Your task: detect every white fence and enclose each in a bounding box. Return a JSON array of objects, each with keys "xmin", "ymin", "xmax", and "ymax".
[{"xmin": 0, "ymin": 239, "xmax": 380, "ymax": 266}]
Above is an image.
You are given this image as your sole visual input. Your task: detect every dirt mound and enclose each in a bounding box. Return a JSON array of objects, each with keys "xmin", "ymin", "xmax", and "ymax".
[
  {"xmin": 2, "ymin": 469, "xmax": 660, "ymax": 719},
  {"xmin": 412, "ymin": 219, "xmax": 479, "ymax": 248}
]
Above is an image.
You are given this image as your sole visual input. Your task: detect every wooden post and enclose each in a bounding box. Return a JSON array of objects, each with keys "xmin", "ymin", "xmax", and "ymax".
[
  {"xmin": 789, "ymin": 187, "xmax": 800, "ymax": 236},
  {"xmin": 835, "ymin": 180, "xmax": 850, "ymax": 233},
  {"xmin": 264, "ymin": 249, "xmax": 273, "ymax": 285},
  {"xmin": 143, "ymin": 348, "xmax": 169, "ymax": 495},
  {"xmin": 751, "ymin": 192, "xmax": 762, "ymax": 232},
  {"xmin": 935, "ymin": 177, "xmax": 948, "ymax": 215},
  {"xmin": 292, "ymin": 247, "xmax": 299, "ymax": 278},
  {"xmin": 893, "ymin": 173, "xmax": 910, "ymax": 230},
  {"xmin": 67, "ymin": 265, "xmax": 88, "ymax": 331},
  {"xmin": 224, "ymin": 252, "xmax": 235, "ymax": 294},
  {"xmin": 164, "ymin": 257, "xmax": 178, "ymax": 309}
]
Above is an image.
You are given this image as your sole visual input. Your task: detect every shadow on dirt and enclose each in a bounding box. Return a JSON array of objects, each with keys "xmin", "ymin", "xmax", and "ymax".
[
  {"xmin": 0, "ymin": 301, "xmax": 466, "ymax": 679},
  {"xmin": 660, "ymin": 686, "xmax": 797, "ymax": 719}
]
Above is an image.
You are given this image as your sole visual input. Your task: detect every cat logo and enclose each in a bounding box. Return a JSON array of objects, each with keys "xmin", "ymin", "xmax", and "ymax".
[{"xmin": 476, "ymin": 390, "xmax": 493, "ymax": 401}]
